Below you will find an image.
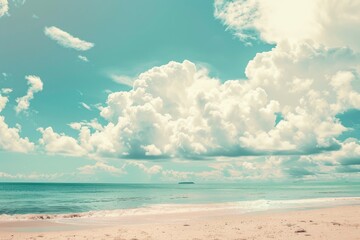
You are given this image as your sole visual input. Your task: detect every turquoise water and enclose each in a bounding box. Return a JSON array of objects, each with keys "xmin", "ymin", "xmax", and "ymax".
[{"xmin": 0, "ymin": 182, "xmax": 359, "ymax": 215}]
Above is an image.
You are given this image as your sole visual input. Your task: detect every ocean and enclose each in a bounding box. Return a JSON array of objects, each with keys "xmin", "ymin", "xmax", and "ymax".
[{"xmin": 0, "ymin": 182, "xmax": 359, "ymax": 219}]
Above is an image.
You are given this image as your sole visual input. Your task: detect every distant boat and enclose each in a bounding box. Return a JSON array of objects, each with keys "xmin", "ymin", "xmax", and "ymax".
[{"xmin": 178, "ymin": 181, "xmax": 195, "ymax": 184}]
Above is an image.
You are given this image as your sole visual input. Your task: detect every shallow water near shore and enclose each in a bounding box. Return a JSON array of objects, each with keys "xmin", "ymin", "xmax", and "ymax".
[{"xmin": 1, "ymin": 181, "xmax": 359, "ymax": 218}]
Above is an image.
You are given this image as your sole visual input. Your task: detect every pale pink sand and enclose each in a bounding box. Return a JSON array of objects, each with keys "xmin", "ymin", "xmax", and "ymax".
[{"xmin": 0, "ymin": 206, "xmax": 359, "ymax": 240}]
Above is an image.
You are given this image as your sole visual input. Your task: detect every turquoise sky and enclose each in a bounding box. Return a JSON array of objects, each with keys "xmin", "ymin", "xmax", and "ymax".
[{"xmin": 0, "ymin": 0, "xmax": 359, "ymax": 182}]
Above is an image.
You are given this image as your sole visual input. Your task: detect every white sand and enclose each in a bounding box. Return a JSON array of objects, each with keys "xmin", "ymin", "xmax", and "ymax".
[{"xmin": 0, "ymin": 205, "xmax": 359, "ymax": 240}]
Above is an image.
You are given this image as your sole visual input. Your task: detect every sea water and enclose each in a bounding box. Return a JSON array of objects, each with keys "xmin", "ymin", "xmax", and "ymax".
[{"xmin": 0, "ymin": 181, "xmax": 359, "ymax": 217}]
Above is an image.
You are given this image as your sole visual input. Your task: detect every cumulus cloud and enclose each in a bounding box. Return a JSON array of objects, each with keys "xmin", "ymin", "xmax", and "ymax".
[
  {"xmin": 0, "ymin": 92, "xmax": 34, "ymax": 152},
  {"xmin": 44, "ymin": 26, "xmax": 94, "ymax": 51},
  {"xmin": 0, "ymin": 0, "xmax": 8, "ymax": 17},
  {"xmin": 15, "ymin": 75, "xmax": 43, "ymax": 113},
  {"xmin": 214, "ymin": 0, "xmax": 360, "ymax": 50},
  {"xmin": 261, "ymin": 140, "xmax": 360, "ymax": 179},
  {"xmin": 38, "ymin": 49, "xmax": 360, "ymax": 160},
  {"xmin": 241, "ymin": 43, "xmax": 360, "ymax": 151},
  {"xmin": 37, "ymin": 127, "xmax": 86, "ymax": 156},
  {"xmin": 313, "ymin": 139, "xmax": 360, "ymax": 171},
  {"xmin": 0, "ymin": 116, "xmax": 34, "ymax": 152}
]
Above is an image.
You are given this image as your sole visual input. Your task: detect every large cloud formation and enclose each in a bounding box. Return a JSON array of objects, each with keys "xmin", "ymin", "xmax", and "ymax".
[
  {"xmin": 38, "ymin": 50, "xmax": 360, "ymax": 159},
  {"xmin": 38, "ymin": 0, "xmax": 360, "ymax": 182}
]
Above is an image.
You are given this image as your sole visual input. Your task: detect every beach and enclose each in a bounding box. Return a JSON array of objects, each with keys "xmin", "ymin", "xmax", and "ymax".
[
  {"xmin": 0, "ymin": 205, "xmax": 359, "ymax": 240},
  {"xmin": 1, "ymin": 0, "xmax": 360, "ymax": 239},
  {"xmin": 1, "ymin": 183, "xmax": 359, "ymax": 239},
  {"xmin": 0, "ymin": 182, "xmax": 359, "ymax": 239}
]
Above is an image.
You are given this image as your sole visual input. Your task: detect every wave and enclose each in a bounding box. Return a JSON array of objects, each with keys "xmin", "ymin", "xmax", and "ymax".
[{"xmin": 1, "ymin": 197, "xmax": 359, "ymax": 222}]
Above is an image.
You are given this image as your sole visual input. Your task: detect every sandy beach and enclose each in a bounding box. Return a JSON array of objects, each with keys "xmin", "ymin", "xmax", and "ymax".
[{"xmin": 0, "ymin": 205, "xmax": 359, "ymax": 240}]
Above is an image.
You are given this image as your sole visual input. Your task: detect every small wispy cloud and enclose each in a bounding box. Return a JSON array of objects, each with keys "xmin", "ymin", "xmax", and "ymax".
[
  {"xmin": 78, "ymin": 55, "xmax": 89, "ymax": 62},
  {"xmin": 0, "ymin": 88, "xmax": 12, "ymax": 111},
  {"xmin": 0, "ymin": 95, "xmax": 8, "ymax": 112},
  {"xmin": 44, "ymin": 26, "xmax": 94, "ymax": 51},
  {"xmin": 15, "ymin": 75, "xmax": 43, "ymax": 114},
  {"xmin": 0, "ymin": 171, "xmax": 64, "ymax": 180},
  {"xmin": 68, "ymin": 119, "xmax": 103, "ymax": 131},
  {"xmin": 80, "ymin": 102, "xmax": 91, "ymax": 110},
  {"xmin": 109, "ymin": 74, "xmax": 133, "ymax": 87},
  {"xmin": 1, "ymin": 88, "xmax": 12, "ymax": 94},
  {"xmin": 13, "ymin": 0, "xmax": 26, "ymax": 7}
]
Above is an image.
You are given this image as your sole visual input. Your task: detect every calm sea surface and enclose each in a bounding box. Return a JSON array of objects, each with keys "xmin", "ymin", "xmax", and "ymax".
[{"xmin": 0, "ymin": 182, "xmax": 359, "ymax": 215}]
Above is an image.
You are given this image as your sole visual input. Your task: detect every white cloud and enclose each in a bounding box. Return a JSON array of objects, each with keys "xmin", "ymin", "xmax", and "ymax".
[
  {"xmin": 37, "ymin": 127, "xmax": 86, "ymax": 156},
  {"xmin": 214, "ymin": 0, "xmax": 360, "ymax": 50},
  {"xmin": 207, "ymin": 156, "xmax": 285, "ymax": 180},
  {"xmin": 68, "ymin": 119, "xmax": 103, "ymax": 131},
  {"xmin": 0, "ymin": 92, "xmax": 34, "ymax": 153},
  {"xmin": 313, "ymin": 139, "xmax": 360, "ymax": 168},
  {"xmin": 109, "ymin": 74, "xmax": 133, "ymax": 87},
  {"xmin": 1, "ymin": 88, "xmax": 12, "ymax": 94},
  {"xmin": 141, "ymin": 144, "xmax": 162, "ymax": 156},
  {"xmin": 78, "ymin": 162, "xmax": 124, "ymax": 175},
  {"xmin": 0, "ymin": 116, "xmax": 34, "ymax": 152},
  {"xmin": 44, "ymin": 26, "xmax": 94, "ymax": 51},
  {"xmin": 240, "ymin": 42, "xmax": 360, "ymax": 152},
  {"xmin": 78, "ymin": 55, "xmax": 89, "ymax": 62},
  {"xmin": 0, "ymin": 0, "xmax": 8, "ymax": 17},
  {"xmin": 15, "ymin": 75, "xmax": 43, "ymax": 113},
  {"xmin": 125, "ymin": 161, "xmax": 163, "ymax": 175},
  {"xmin": 0, "ymin": 94, "xmax": 8, "ymax": 112}
]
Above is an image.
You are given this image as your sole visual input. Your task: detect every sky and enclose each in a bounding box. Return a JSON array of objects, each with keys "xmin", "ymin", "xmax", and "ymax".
[{"xmin": 0, "ymin": 0, "xmax": 360, "ymax": 183}]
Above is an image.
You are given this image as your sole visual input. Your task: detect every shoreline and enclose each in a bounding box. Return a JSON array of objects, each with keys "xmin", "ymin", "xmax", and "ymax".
[
  {"xmin": 0, "ymin": 205, "xmax": 359, "ymax": 239},
  {"xmin": 1, "ymin": 196, "xmax": 359, "ymax": 222}
]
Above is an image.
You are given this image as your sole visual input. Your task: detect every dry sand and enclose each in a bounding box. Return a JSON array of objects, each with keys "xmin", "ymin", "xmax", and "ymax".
[{"xmin": 0, "ymin": 205, "xmax": 359, "ymax": 240}]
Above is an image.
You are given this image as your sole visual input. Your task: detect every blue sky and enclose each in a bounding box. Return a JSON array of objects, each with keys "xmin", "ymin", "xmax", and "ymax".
[{"xmin": 0, "ymin": 0, "xmax": 360, "ymax": 183}]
